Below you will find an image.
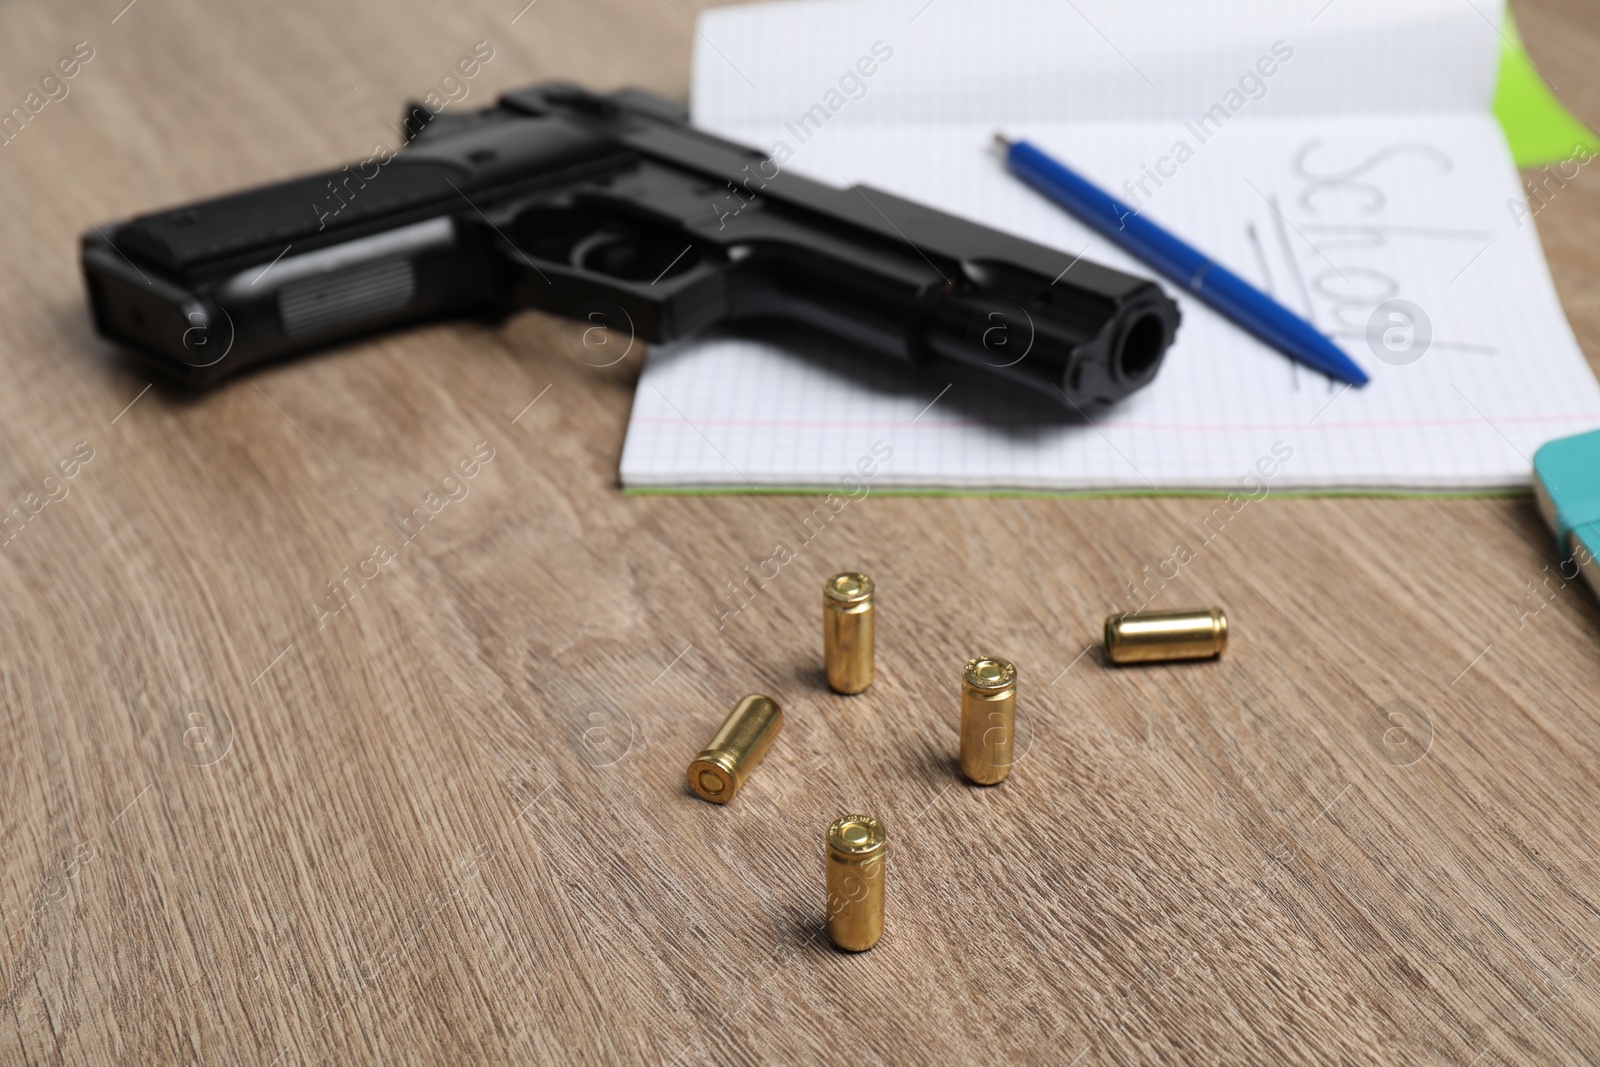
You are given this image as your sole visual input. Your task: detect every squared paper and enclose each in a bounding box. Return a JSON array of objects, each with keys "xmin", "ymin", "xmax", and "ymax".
[{"xmin": 619, "ymin": 0, "xmax": 1600, "ymax": 492}]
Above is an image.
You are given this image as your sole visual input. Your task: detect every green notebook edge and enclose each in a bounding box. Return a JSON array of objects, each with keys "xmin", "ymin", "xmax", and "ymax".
[{"xmin": 1494, "ymin": 12, "xmax": 1597, "ymax": 168}]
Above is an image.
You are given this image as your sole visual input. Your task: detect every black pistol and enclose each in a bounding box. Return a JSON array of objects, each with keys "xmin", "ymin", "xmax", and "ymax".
[{"xmin": 81, "ymin": 82, "xmax": 1179, "ymax": 402}]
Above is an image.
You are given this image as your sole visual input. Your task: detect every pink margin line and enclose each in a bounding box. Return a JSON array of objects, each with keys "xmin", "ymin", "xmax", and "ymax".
[{"xmin": 635, "ymin": 413, "xmax": 1600, "ymax": 432}]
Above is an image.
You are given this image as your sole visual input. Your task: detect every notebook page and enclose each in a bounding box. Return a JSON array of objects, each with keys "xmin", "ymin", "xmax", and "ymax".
[
  {"xmin": 693, "ymin": 0, "xmax": 1504, "ymax": 132},
  {"xmin": 619, "ymin": 0, "xmax": 1600, "ymax": 492},
  {"xmin": 621, "ymin": 113, "xmax": 1600, "ymax": 490}
]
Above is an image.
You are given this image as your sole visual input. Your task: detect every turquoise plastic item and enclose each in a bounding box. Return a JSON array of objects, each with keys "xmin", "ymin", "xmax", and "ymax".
[{"xmin": 1532, "ymin": 429, "xmax": 1600, "ymax": 596}]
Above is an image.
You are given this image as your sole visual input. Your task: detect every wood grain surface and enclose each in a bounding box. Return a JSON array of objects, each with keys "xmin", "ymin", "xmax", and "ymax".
[{"xmin": 3, "ymin": 0, "xmax": 1599, "ymax": 1063}]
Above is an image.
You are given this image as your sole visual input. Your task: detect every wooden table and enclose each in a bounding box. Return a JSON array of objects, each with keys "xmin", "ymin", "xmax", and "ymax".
[{"xmin": 3, "ymin": 0, "xmax": 1599, "ymax": 1062}]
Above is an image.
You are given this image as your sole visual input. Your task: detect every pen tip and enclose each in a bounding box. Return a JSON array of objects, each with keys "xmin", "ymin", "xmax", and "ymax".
[{"xmin": 992, "ymin": 131, "xmax": 1012, "ymax": 151}]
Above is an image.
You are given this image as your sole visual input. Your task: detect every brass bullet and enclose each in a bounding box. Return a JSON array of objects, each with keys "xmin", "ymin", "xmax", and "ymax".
[
  {"xmin": 687, "ymin": 694, "xmax": 784, "ymax": 804},
  {"xmin": 960, "ymin": 656, "xmax": 1017, "ymax": 786},
  {"xmin": 822, "ymin": 571, "xmax": 875, "ymax": 694},
  {"xmin": 826, "ymin": 813, "xmax": 886, "ymax": 952},
  {"xmin": 1104, "ymin": 607, "xmax": 1228, "ymax": 665}
]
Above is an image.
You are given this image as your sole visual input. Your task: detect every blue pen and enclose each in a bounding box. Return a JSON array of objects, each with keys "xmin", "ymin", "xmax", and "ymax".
[{"xmin": 994, "ymin": 134, "xmax": 1369, "ymax": 387}]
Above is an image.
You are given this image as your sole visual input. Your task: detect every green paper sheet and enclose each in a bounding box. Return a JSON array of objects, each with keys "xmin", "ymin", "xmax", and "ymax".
[{"xmin": 1494, "ymin": 14, "xmax": 1597, "ymax": 168}]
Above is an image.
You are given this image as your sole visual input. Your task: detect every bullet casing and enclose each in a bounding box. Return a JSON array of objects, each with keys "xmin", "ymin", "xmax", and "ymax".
[
  {"xmin": 823, "ymin": 572, "xmax": 875, "ymax": 694},
  {"xmin": 1104, "ymin": 607, "xmax": 1228, "ymax": 664},
  {"xmin": 959, "ymin": 656, "xmax": 1017, "ymax": 786},
  {"xmin": 687, "ymin": 694, "xmax": 783, "ymax": 804},
  {"xmin": 826, "ymin": 814, "xmax": 886, "ymax": 952}
]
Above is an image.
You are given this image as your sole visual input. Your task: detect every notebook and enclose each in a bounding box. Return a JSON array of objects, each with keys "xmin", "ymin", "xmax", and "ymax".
[{"xmin": 618, "ymin": 0, "xmax": 1600, "ymax": 492}]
